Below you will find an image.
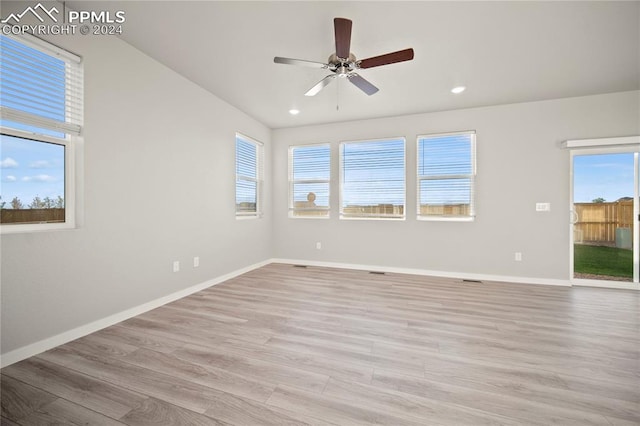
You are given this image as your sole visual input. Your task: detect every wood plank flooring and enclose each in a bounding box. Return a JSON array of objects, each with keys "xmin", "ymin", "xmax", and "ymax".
[{"xmin": 2, "ymin": 263, "xmax": 639, "ymax": 425}]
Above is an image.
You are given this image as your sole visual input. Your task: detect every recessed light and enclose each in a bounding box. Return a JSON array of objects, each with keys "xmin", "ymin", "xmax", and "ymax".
[
  {"xmin": 451, "ymin": 86, "xmax": 466, "ymax": 94},
  {"xmin": 289, "ymin": 109, "xmax": 300, "ymax": 115}
]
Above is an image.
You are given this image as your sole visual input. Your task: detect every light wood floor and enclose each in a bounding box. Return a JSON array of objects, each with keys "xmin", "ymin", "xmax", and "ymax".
[{"xmin": 2, "ymin": 263, "xmax": 639, "ymax": 425}]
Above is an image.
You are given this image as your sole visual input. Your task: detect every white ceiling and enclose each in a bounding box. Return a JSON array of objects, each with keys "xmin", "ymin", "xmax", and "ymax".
[{"xmin": 69, "ymin": 1, "xmax": 639, "ymax": 129}]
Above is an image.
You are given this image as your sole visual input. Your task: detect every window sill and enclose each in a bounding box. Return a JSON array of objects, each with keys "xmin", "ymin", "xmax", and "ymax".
[
  {"xmin": 289, "ymin": 215, "xmax": 331, "ymax": 220},
  {"xmin": 339, "ymin": 216, "xmax": 406, "ymax": 221},
  {"xmin": 1, "ymin": 221, "xmax": 75, "ymax": 234},
  {"xmin": 417, "ymin": 216, "xmax": 475, "ymax": 222},
  {"xmin": 236, "ymin": 214, "xmax": 262, "ymax": 220}
]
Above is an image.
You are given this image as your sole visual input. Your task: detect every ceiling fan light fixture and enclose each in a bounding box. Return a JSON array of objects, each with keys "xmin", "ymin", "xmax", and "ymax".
[
  {"xmin": 289, "ymin": 109, "xmax": 300, "ymax": 115},
  {"xmin": 451, "ymin": 86, "xmax": 466, "ymax": 94}
]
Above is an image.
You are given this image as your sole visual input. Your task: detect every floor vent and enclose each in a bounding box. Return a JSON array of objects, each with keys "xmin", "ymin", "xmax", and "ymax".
[
  {"xmin": 369, "ymin": 271, "xmax": 386, "ymax": 275},
  {"xmin": 293, "ymin": 265, "xmax": 308, "ymax": 268},
  {"xmin": 462, "ymin": 279, "xmax": 482, "ymax": 283}
]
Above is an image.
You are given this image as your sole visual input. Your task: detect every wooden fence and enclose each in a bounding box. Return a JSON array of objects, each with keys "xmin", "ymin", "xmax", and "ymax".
[
  {"xmin": 574, "ymin": 201, "xmax": 633, "ymax": 244},
  {"xmin": 343, "ymin": 204, "xmax": 404, "ymax": 217},
  {"xmin": 1, "ymin": 208, "xmax": 65, "ymax": 224},
  {"xmin": 420, "ymin": 203, "xmax": 470, "ymax": 216}
]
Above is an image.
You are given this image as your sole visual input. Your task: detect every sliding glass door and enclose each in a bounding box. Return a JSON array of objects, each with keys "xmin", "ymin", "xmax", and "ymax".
[{"xmin": 571, "ymin": 148, "xmax": 639, "ymax": 288}]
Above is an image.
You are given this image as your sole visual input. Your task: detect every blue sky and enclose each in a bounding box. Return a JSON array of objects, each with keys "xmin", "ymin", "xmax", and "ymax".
[
  {"xmin": 573, "ymin": 153, "xmax": 635, "ymax": 203},
  {"xmin": 418, "ymin": 133, "xmax": 472, "ymax": 206},
  {"xmin": 0, "ymin": 134, "xmax": 65, "ymax": 207},
  {"xmin": 1, "ymin": 34, "xmax": 67, "ymax": 208},
  {"xmin": 341, "ymin": 139, "xmax": 405, "ymax": 206},
  {"xmin": 292, "ymin": 144, "xmax": 330, "ymax": 207}
]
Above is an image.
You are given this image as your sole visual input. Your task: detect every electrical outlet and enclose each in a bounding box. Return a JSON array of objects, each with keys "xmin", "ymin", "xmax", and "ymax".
[
  {"xmin": 172, "ymin": 261, "xmax": 180, "ymax": 272},
  {"xmin": 193, "ymin": 256, "xmax": 200, "ymax": 268},
  {"xmin": 316, "ymin": 242, "xmax": 322, "ymax": 250},
  {"xmin": 515, "ymin": 252, "xmax": 522, "ymax": 262}
]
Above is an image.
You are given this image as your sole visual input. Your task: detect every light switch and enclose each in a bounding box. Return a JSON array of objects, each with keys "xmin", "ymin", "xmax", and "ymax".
[{"xmin": 536, "ymin": 203, "xmax": 551, "ymax": 212}]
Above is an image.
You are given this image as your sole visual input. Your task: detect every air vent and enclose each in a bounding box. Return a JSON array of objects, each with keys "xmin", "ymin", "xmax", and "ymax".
[
  {"xmin": 293, "ymin": 265, "xmax": 308, "ymax": 268},
  {"xmin": 369, "ymin": 271, "xmax": 386, "ymax": 275},
  {"xmin": 462, "ymin": 279, "xmax": 482, "ymax": 283}
]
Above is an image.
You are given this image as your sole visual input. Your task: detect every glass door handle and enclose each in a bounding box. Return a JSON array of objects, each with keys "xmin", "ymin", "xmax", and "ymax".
[{"xmin": 570, "ymin": 210, "xmax": 579, "ymax": 224}]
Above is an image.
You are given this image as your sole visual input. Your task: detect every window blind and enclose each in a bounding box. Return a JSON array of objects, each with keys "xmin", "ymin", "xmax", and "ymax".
[
  {"xmin": 340, "ymin": 138, "xmax": 405, "ymax": 219},
  {"xmin": 417, "ymin": 131, "xmax": 476, "ymax": 220},
  {"xmin": 0, "ymin": 34, "xmax": 83, "ymax": 137},
  {"xmin": 236, "ymin": 134, "xmax": 262, "ymax": 216},
  {"xmin": 289, "ymin": 144, "xmax": 330, "ymax": 217}
]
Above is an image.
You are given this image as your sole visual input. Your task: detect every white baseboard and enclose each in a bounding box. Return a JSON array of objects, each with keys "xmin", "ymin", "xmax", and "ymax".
[
  {"xmin": 270, "ymin": 258, "xmax": 571, "ymax": 287},
  {"xmin": 0, "ymin": 259, "xmax": 271, "ymax": 368}
]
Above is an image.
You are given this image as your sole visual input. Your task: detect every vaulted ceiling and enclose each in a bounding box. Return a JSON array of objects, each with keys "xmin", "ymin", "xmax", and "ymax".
[{"xmin": 69, "ymin": 1, "xmax": 639, "ymax": 129}]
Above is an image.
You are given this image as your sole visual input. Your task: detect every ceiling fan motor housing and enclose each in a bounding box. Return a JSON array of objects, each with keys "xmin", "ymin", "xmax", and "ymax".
[{"xmin": 328, "ymin": 53, "xmax": 357, "ymax": 75}]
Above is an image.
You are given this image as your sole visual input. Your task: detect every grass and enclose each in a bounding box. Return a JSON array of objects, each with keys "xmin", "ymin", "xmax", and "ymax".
[{"xmin": 574, "ymin": 244, "xmax": 633, "ymax": 278}]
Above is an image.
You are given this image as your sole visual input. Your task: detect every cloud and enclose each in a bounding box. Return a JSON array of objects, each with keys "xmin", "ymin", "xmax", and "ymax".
[
  {"xmin": 22, "ymin": 174, "xmax": 56, "ymax": 183},
  {"xmin": 29, "ymin": 160, "xmax": 52, "ymax": 169},
  {"xmin": 0, "ymin": 157, "xmax": 18, "ymax": 168},
  {"xmin": 3, "ymin": 175, "xmax": 17, "ymax": 182},
  {"xmin": 592, "ymin": 163, "xmax": 633, "ymax": 169}
]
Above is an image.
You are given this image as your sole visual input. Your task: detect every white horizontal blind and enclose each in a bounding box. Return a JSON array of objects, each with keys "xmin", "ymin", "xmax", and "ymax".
[
  {"xmin": 340, "ymin": 138, "xmax": 405, "ymax": 219},
  {"xmin": 289, "ymin": 144, "xmax": 330, "ymax": 217},
  {"xmin": 236, "ymin": 134, "xmax": 262, "ymax": 216},
  {"xmin": 0, "ymin": 34, "xmax": 83, "ymax": 137},
  {"xmin": 417, "ymin": 131, "xmax": 476, "ymax": 220}
]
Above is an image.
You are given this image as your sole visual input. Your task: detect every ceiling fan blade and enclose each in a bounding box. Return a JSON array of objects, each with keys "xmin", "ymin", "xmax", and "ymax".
[
  {"xmin": 334, "ymin": 18, "xmax": 352, "ymax": 59},
  {"xmin": 274, "ymin": 57, "xmax": 329, "ymax": 69},
  {"xmin": 305, "ymin": 75, "xmax": 336, "ymax": 96},
  {"xmin": 348, "ymin": 74, "xmax": 379, "ymax": 96},
  {"xmin": 358, "ymin": 48, "xmax": 414, "ymax": 69}
]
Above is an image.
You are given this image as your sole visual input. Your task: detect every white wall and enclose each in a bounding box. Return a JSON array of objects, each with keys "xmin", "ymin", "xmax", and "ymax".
[
  {"xmin": 272, "ymin": 91, "xmax": 639, "ymax": 282},
  {"xmin": 1, "ymin": 27, "xmax": 271, "ymax": 357}
]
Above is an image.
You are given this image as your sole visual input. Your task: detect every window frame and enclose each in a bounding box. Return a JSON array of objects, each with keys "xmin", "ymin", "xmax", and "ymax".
[
  {"xmin": 416, "ymin": 130, "xmax": 476, "ymax": 222},
  {"xmin": 288, "ymin": 143, "xmax": 331, "ymax": 219},
  {"xmin": 339, "ymin": 137, "xmax": 406, "ymax": 221},
  {"xmin": 235, "ymin": 132, "xmax": 263, "ymax": 219},
  {"xmin": 0, "ymin": 32, "xmax": 82, "ymax": 234}
]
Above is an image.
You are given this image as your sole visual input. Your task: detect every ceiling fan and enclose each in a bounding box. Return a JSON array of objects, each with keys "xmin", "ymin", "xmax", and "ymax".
[{"xmin": 274, "ymin": 17, "xmax": 414, "ymax": 97}]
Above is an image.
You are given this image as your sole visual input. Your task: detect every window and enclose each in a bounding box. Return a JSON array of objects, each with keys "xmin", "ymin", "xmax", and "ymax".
[
  {"xmin": 0, "ymin": 34, "xmax": 83, "ymax": 232},
  {"xmin": 289, "ymin": 144, "xmax": 330, "ymax": 218},
  {"xmin": 417, "ymin": 131, "xmax": 476, "ymax": 220},
  {"xmin": 340, "ymin": 138, "xmax": 405, "ymax": 219},
  {"xmin": 235, "ymin": 133, "xmax": 263, "ymax": 217}
]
